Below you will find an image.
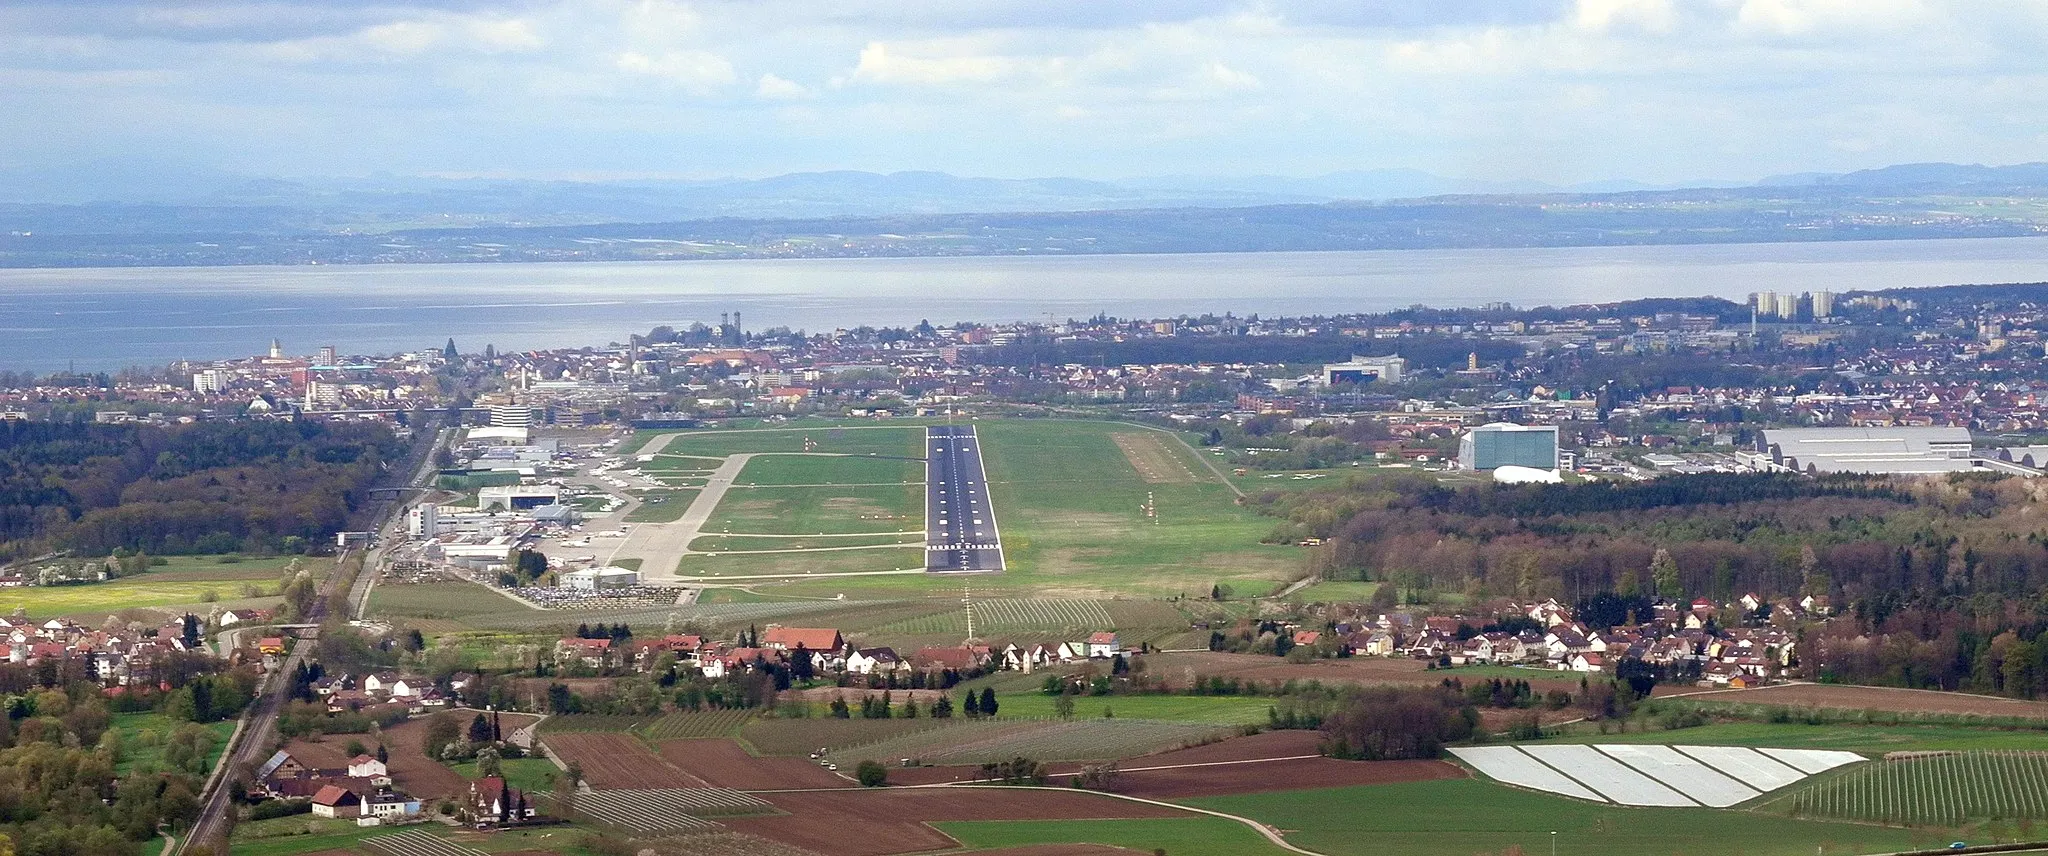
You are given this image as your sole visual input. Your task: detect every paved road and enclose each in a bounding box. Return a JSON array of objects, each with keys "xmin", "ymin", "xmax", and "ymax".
[
  {"xmin": 181, "ymin": 416, "xmax": 446, "ymax": 855},
  {"xmin": 612, "ymin": 452, "xmax": 754, "ymax": 580},
  {"xmin": 924, "ymin": 426, "xmax": 1004, "ymax": 573}
]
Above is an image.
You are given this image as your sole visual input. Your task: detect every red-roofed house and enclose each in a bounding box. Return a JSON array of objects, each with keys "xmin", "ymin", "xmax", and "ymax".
[{"xmin": 311, "ymin": 784, "xmax": 360, "ymax": 819}]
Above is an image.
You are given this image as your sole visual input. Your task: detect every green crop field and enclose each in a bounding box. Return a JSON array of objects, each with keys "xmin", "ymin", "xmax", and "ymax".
[
  {"xmin": 707, "ymin": 483, "xmax": 922, "ymax": 535},
  {"xmin": 869, "ymin": 597, "xmax": 1115, "ymax": 636},
  {"xmin": 938, "ymin": 816, "xmax": 1295, "ymax": 856},
  {"xmin": 734, "ymin": 454, "xmax": 924, "ymax": 486},
  {"xmin": 372, "ymin": 582, "xmax": 517, "ymax": 620},
  {"xmin": 1527, "ymin": 721, "xmax": 2048, "ymax": 754},
  {"xmin": 1285, "ymin": 580, "xmax": 1381, "ymax": 603},
  {"xmin": 0, "ymin": 575, "xmax": 278, "ymax": 616},
  {"xmin": 1765, "ymin": 752, "xmax": 2048, "ymax": 827},
  {"xmin": 643, "ymin": 709, "xmax": 757, "ymax": 740},
  {"xmin": 1187, "ymin": 780, "xmax": 1933, "ymax": 856}
]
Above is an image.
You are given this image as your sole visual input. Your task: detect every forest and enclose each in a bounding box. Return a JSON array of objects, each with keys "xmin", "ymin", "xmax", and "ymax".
[
  {"xmin": 1255, "ymin": 470, "xmax": 2048, "ymax": 697},
  {"xmin": 0, "ymin": 419, "xmax": 401, "ymax": 559}
]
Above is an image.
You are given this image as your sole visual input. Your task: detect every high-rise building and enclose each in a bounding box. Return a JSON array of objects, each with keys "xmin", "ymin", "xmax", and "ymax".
[
  {"xmin": 304, "ymin": 380, "xmax": 342, "ymax": 409},
  {"xmin": 1752, "ymin": 292, "xmax": 1777, "ymax": 318},
  {"xmin": 1774, "ymin": 293, "xmax": 1799, "ymax": 320},
  {"xmin": 192, "ymin": 369, "xmax": 228, "ymax": 395},
  {"xmin": 1810, "ymin": 290, "xmax": 1835, "ymax": 319},
  {"xmin": 490, "ymin": 405, "xmax": 540, "ymax": 428},
  {"xmin": 317, "ymin": 345, "xmax": 338, "ymax": 366},
  {"xmin": 407, "ymin": 503, "xmax": 439, "ymax": 539},
  {"xmin": 1458, "ymin": 423, "xmax": 1560, "ymax": 471}
]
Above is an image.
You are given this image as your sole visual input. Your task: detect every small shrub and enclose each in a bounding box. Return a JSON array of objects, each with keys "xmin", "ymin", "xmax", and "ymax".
[{"xmin": 855, "ymin": 759, "xmax": 889, "ymax": 787}]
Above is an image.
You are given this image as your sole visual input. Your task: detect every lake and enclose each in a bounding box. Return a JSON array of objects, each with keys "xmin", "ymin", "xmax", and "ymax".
[{"xmin": 5, "ymin": 236, "xmax": 2048, "ymax": 371}]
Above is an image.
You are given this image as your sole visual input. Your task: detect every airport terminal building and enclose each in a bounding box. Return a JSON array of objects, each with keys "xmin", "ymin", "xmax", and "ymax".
[{"xmin": 1459, "ymin": 423, "xmax": 1560, "ymax": 471}]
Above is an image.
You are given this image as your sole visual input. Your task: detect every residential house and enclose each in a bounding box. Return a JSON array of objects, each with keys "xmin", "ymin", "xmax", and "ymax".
[
  {"xmin": 311, "ymin": 785, "xmax": 360, "ymax": 819},
  {"xmin": 1086, "ymin": 632, "xmax": 1119, "ymax": 659}
]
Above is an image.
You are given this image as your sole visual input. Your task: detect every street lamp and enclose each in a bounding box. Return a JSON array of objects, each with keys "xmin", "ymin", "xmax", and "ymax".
[{"xmin": 1550, "ymin": 830, "xmax": 1557, "ymax": 856}]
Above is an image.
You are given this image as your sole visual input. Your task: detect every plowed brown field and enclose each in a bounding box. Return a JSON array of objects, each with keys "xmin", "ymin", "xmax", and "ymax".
[
  {"xmin": 545, "ymin": 732, "xmax": 705, "ymax": 789},
  {"xmin": 657, "ymin": 738, "xmax": 851, "ymax": 789},
  {"xmin": 725, "ymin": 789, "xmax": 1186, "ymax": 856}
]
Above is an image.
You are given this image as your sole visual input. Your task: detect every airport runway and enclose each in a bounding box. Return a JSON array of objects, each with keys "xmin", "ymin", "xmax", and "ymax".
[{"xmin": 925, "ymin": 425, "xmax": 1005, "ymax": 573}]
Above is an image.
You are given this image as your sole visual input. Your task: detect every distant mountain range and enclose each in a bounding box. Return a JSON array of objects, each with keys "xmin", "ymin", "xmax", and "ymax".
[{"xmin": 7, "ymin": 160, "xmax": 2048, "ymax": 233}]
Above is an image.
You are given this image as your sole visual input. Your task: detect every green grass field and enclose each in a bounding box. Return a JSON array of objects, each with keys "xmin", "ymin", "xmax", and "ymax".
[
  {"xmin": 689, "ymin": 533, "xmax": 923, "ymax": 552},
  {"xmin": 1284, "ymin": 579, "xmax": 1381, "ymax": 603},
  {"xmin": 653, "ymin": 426, "xmax": 922, "ymax": 458},
  {"xmin": 449, "ymin": 756, "xmax": 561, "ymax": 794},
  {"xmin": 622, "ymin": 488, "xmax": 700, "ymax": 522},
  {"xmin": 372, "ymin": 582, "xmax": 516, "ymax": 620},
  {"xmin": 0, "ymin": 577, "xmax": 270, "ymax": 616},
  {"xmin": 708, "ymin": 483, "xmax": 922, "ymax": 535},
  {"xmin": 1187, "ymin": 780, "xmax": 1934, "ymax": 856},
  {"xmin": 621, "ymin": 419, "xmax": 1299, "ymax": 599},
  {"xmin": 111, "ymin": 712, "xmax": 236, "ymax": 775},
  {"xmin": 1763, "ymin": 752, "xmax": 2048, "ymax": 827},
  {"xmin": 823, "ymin": 718, "xmax": 1225, "ymax": 766},
  {"xmin": 1527, "ymin": 721, "xmax": 2048, "ymax": 754},
  {"xmin": 735, "ymin": 453, "xmax": 924, "ymax": 486},
  {"xmin": 938, "ymin": 816, "xmax": 1295, "ymax": 856},
  {"xmin": 971, "ymin": 420, "xmax": 1295, "ymax": 598}
]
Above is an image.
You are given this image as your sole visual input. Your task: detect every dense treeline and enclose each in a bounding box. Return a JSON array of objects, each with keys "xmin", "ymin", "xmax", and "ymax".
[
  {"xmin": 0, "ymin": 419, "xmax": 400, "ymax": 558},
  {"xmin": 1257, "ymin": 471, "xmax": 2048, "ymax": 696}
]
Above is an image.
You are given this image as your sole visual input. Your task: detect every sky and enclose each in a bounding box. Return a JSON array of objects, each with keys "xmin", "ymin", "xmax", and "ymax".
[{"xmin": 4, "ymin": 0, "xmax": 2048, "ymax": 185}]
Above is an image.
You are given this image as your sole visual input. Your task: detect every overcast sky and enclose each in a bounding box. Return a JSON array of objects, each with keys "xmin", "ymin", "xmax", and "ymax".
[{"xmin": 5, "ymin": 0, "xmax": 2046, "ymax": 184}]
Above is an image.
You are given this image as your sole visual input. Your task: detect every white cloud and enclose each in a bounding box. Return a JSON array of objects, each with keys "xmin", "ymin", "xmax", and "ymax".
[
  {"xmin": 851, "ymin": 41, "xmax": 1020, "ymax": 85},
  {"xmin": 755, "ymin": 72, "xmax": 811, "ymax": 99},
  {"xmin": 1575, "ymin": 0, "xmax": 1676, "ymax": 34},
  {"xmin": 616, "ymin": 49, "xmax": 738, "ymax": 91},
  {"xmin": 1733, "ymin": 0, "xmax": 1929, "ymax": 36}
]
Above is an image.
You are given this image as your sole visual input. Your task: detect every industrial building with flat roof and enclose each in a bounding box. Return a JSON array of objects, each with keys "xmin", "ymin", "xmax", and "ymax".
[{"xmin": 1459, "ymin": 423, "xmax": 1560, "ymax": 471}]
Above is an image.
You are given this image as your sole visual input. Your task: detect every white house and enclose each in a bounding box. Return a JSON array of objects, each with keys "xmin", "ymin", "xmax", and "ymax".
[{"xmin": 1087, "ymin": 632, "xmax": 1119, "ymax": 659}]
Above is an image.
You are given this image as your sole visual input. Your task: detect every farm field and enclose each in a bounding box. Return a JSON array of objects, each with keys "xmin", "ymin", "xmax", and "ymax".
[
  {"xmin": 1529, "ymin": 720, "xmax": 2048, "ymax": 754},
  {"xmin": 657, "ymin": 738, "xmax": 850, "ymax": 789},
  {"xmin": 741, "ymin": 716, "xmax": 958, "ymax": 756},
  {"xmin": 1673, "ymin": 683, "xmax": 2048, "ymax": 720},
  {"xmin": 938, "ymin": 817, "xmax": 1294, "ymax": 856},
  {"xmin": 1143, "ymin": 650, "xmax": 1582, "ymax": 693},
  {"xmin": 0, "ymin": 570, "xmax": 283, "ymax": 616},
  {"xmin": 992, "ymin": 692, "xmax": 1278, "ymax": 725},
  {"xmin": 544, "ymin": 732, "xmax": 704, "ymax": 789},
  {"xmin": 371, "ymin": 582, "xmax": 515, "ymax": 621},
  {"xmin": 822, "ymin": 718, "xmax": 1228, "ymax": 767},
  {"xmin": 1187, "ymin": 779, "xmax": 1934, "ymax": 856},
  {"xmin": 1764, "ymin": 752, "xmax": 2048, "ymax": 827},
  {"xmin": 1283, "ymin": 580, "xmax": 1381, "ymax": 603},
  {"xmin": 725, "ymin": 787, "xmax": 1189, "ymax": 856}
]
